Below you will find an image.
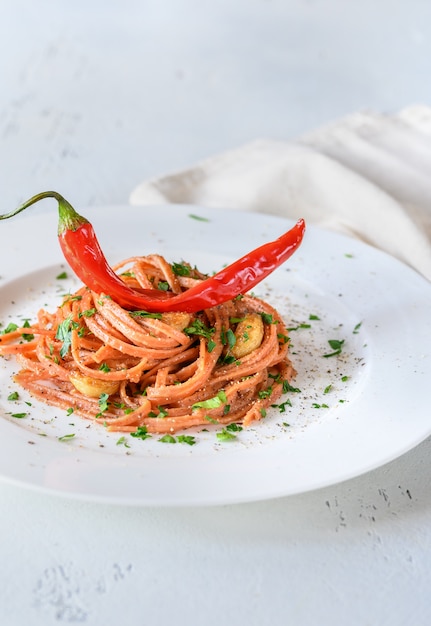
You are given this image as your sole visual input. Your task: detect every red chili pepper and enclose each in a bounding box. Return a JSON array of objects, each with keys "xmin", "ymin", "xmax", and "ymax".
[{"xmin": 1, "ymin": 191, "xmax": 305, "ymax": 313}]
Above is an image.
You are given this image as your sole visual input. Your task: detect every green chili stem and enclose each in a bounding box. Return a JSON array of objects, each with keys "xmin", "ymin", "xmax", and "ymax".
[{"xmin": 0, "ymin": 191, "xmax": 85, "ymax": 233}]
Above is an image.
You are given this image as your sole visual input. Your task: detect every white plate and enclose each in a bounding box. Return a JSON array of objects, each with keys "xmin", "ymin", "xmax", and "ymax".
[{"xmin": 0, "ymin": 204, "xmax": 430, "ymax": 506}]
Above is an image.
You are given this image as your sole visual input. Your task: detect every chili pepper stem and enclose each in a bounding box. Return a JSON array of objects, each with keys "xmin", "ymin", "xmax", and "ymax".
[{"xmin": 0, "ymin": 191, "xmax": 85, "ymax": 233}]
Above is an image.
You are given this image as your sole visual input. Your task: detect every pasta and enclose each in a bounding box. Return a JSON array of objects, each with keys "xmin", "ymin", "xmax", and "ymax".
[{"xmin": 0, "ymin": 255, "xmax": 296, "ymax": 434}]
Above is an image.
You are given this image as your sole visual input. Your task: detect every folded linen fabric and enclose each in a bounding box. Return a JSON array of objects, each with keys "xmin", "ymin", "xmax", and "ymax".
[{"xmin": 130, "ymin": 105, "xmax": 431, "ymax": 280}]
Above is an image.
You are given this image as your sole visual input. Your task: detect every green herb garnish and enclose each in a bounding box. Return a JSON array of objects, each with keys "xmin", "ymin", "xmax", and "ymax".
[
  {"xmin": 282, "ymin": 380, "xmax": 301, "ymax": 393},
  {"xmin": 130, "ymin": 310, "xmax": 162, "ymax": 319},
  {"xmin": 226, "ymin": 328, "xmax": 236, "ymax": 349},
  {"xmin": 95, "ymin": 393, "xmax": 109, "ymax": 418},
  {"xmin": 1, "ymin": 322, "xmax": 18, "ymax": 335},
  {"xmin": 58, "ymin": 433, "xmax": 75, "ymax": 441},
  {"xmin": 159, "ymin": 434, "xmax": 176, "ymax": 443},
  {"xmin": 171, "ymin": 262, "xmax": 191, "ymax": 277},
  {"xmin": 226, "ymin": 423, "xmax": 242, "ymax": 432},
  {"xmin": 130, "ymin": 425, "xmax": 152, "ymax": 440},
  {"xmin": 148, "ymin": 405, "xmax": 169, "ymax": 419},
  {"xmin": 189, "ymin": 214, "xmax": 210, "ymax": 222},
  {"xmin": 216, "ymin": 428, "xmax": 237, "ymax": 441},
  {"xmin": 177, "ymin": 435, "xmax": 197, "ymax": 445},
  {"xmin": 271, "ymin": 399, "xmax": 292, "ymax": 413},
  {"xmin": 55, "ymin": 315, "xmax": 74, "ymax": 358},
  {"xmin": 261, "ymin": 312, "xmax": 278, "ymax": 325},
  {"xmin": 192, "ymin": 390, "xmax": 227, "ymax": 410},
  {"xmin": 79, "ymin": 308, "xmax": 96, "ymax": 318},
  {"xmin": 184, "ymin": 319, "xmax": 215, "ymax": 340},
  {"xmin": 116, "ymin": 436, "xmax": 130, "ymax": 448},
  {"xmin": 258, "ymin": 387, "xmax": 273, "ymax": 399},
  {"xmin": 323, "ymin": 339, "xmax": 345, "ymax": 358},
  {"xmin": 287, "ymin": 323, "xmax": 311, "ymax": 331},
  {"xmin": 207, "ymin": 339, "xmax": 216, "ymax": 353}
]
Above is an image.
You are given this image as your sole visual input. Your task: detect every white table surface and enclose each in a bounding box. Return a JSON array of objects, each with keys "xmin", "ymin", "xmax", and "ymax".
[{"xmin": 1, "ymin": 2, "xmax": 431, "ymax": 624}]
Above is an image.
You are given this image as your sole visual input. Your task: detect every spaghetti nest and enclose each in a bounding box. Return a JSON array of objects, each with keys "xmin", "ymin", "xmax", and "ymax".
[{"xmin": 0, "ymin": 255, "xmax": 296, "ymax": 434}]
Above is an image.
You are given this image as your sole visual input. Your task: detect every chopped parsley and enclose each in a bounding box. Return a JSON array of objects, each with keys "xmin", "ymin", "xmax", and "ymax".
[
  {"xmin": 287, "ymin": 322, "xmax": 311, "ymax": 331},
  {"xmin": 79, "ymin": 308, "xmax": 96, "ymax": 318},
  {"xmin": 184, "ymin": 319, "xmax": 215, "ymax": 341},
  {"xmin": 148, "ymin": 405, "xmax": 169, "ymax": 419},
  {"xmin": 207, "ymin": 339, "xmax": 217, "ymax": 353},
  {"xmin": 55, "ymin": 315, "xmax": 74, "ymax": 358},
  {"xmin": 323, "ymin": 339, "xmax": 345, "ymax": 358},
  {"xmin": 226, "ymin": 423, "xmax": 242, "ymax": 432},
  {"xmin": 282, "ymin": 380, "xmax": 301, "ymax": 393},
  {"xmin": 159, "ymin": 434, "xmax": 176, "ymax": 443},
  {"xmin": 21, "ymin": 319, "xmax": 34, "ymax": 342},
  {"xmin": 192, "ymin": 390, "xmax": 227, "ymax": 410},
  {"xmin": 177, "ymin": 435, "xmax": 197, "ymax": 445},
  {"xmin": 261, "ymin": 312, "xmax": 278, "ymax": 325},
  {"xmin": 258, "ymin": 387, "xmax": 273, "ymax": 399},
  {"xmin": 58, "ymin": 433, "xmax": 75, "ymax": 442},
  {"xmin": 130, "ymin": 425, "xmax": 152, "ymax": 440},
  {"xmin": 1, "ymin": 322, "xmax": 18, "ymax": 335},
  {"xmin": 95, "ymin": 393, "xmax": 109, "ymax": 417},
  {"xmin": 188, "ymin": 214, "xmax": 210, "ymax": 222},
  {"xmin": 216, "ymin": 428, "xmax": 237, "ymax": 441},
  {"xmin": 220, "ymin": 355, "xmax": 237, "ymax": 365},
  {"xmin": 116, "ymin": 436, "xmax": 130, "ymax": 448},
  {"xmin": 63, "ymin": 294, "xmax": 83, "ymax": 304},
  {"xmin": 225, "ymin": 328, "xmax": 236, "ymax": 349},
  {"xmin": 272, "ymin": 399, "xmax": 292, "ymax": 413},
  {"xmin": 171, "ymin": 262, "xmax": 191, "ymax": 277},
  {"xmin": 130, "ymin": 310, "xmax": 162, "ymax": 319},
  {"xmin": 156, "ymin": 434, "xmax": 197, "ymax": 445},
  {"xmin": 229, "ymin": 317, "xmax": 245, "ymax": 324}
]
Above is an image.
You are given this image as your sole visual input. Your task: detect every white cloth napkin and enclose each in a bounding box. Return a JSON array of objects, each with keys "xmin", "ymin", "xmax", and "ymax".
[{"xmin": 130, "ymin": 105, "xmax": 431, "ymax": 281}]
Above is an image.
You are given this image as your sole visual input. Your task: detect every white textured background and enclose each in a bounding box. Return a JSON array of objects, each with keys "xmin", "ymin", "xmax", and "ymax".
[{"xmin": 1, "ymin": 1, "xmax": 431, "ymax": 624}]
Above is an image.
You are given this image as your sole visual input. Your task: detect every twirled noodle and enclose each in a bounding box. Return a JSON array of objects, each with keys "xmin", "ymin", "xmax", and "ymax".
[{"xmin": 0, "ymin": 255, "xmax": 296, "ymax": 433}]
